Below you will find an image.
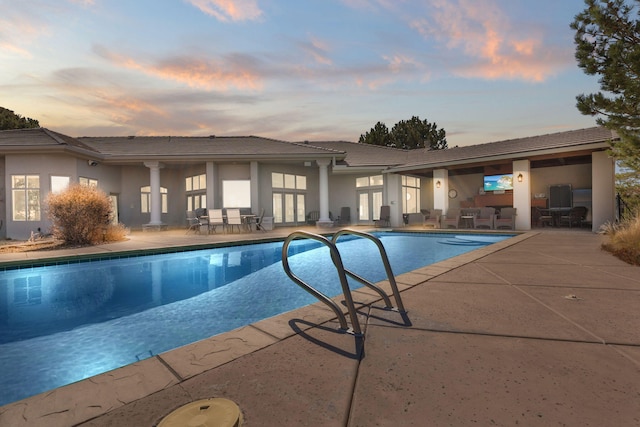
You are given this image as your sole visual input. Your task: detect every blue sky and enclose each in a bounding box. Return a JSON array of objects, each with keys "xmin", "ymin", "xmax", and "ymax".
[{"xmin": 1, "ymin": 0, "xmax": 601, "ymax": 146}]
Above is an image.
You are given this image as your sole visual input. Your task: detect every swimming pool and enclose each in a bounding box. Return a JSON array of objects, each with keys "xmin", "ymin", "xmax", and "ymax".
[{"xmin": 0, "ymin": 231, "xmax": 512, "ymax": 406}]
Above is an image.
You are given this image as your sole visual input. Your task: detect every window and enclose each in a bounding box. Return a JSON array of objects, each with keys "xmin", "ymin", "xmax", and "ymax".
[
  {"xmin": 141, "ymin": 186, "xmax": 168, "ymax": 213},
  {"xmin": 186, "ymin": 174, "xmax": 207, "ymax": 211},
  {"xmin": 51, "ymin": 176, "xmax": 70, "ymax": 194},
  {"xmin": 79, "ymin": 177, "xmax": 98, "ymax": 187},
  {"xmin": 185, "ymin": 174, "xmax": 206, "ymax": 191},
  {"xmin": 187, "ymin": 194, "xmax": 207, "ymax": 212},
  {"xmin": 271, "ymin": 173, "xmax": 306, "ymax": 190},
  {"xmin": 271, "ymin": 172, "xmax": 307, "ymax": 224},
  {"xmin": 402, "ymin": 176, "xmax": 421, "ymax": 214},
  {"xmin": 356, "ymin": 175, "xmax": 383, "ymax": 187},
  {"xmin": 12, "ymin": 175, "xmax": 40, "ymax": 221},
  {"xmin": 222, "ymin": 180, "xmax": 251, "ymax": 208}
]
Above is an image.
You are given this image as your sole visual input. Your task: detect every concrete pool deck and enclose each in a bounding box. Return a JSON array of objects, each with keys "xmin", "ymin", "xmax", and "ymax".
[{"xmin": 1, "ymin": 227, "xmax": 639, "ymax": 426}]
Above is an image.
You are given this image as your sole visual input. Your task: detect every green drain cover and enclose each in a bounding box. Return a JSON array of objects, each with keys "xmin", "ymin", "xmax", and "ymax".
[{"xmin": 158, "ymin": 398, "xmax": 242, "ymax": 427}]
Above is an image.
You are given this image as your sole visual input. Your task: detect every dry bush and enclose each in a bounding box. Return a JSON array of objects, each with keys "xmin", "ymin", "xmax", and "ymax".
[
  {"xmin": 46, "ymin": 184, "xmax": 126, "ymax": 245},
  {"xmin": 601, "ymin": 212, "xmax": 640, "ymax": 266},
  {"xmin": 103, "ymin": 222, "xmax": 128, "ymax": 242}
]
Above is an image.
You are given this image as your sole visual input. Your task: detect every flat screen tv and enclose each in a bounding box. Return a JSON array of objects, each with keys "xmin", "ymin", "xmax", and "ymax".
[{"xmin": 484, "ymin": 174, "xmax": 513, "ymax": 191}]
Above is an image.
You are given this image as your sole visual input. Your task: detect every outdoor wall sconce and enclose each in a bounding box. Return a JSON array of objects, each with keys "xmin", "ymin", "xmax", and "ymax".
[
  {"xmin": 436, "ymin": 180, "xmax": 441, "ymax": 188},
  {"xmin": 517, "ymin": 173, "xmax": 523, "ymax": 182}
]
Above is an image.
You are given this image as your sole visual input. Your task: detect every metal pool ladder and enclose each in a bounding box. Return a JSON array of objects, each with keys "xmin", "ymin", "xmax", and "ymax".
[{"xmin": 281, "ymin": 228, "xmax": 406, "ymax": 336}]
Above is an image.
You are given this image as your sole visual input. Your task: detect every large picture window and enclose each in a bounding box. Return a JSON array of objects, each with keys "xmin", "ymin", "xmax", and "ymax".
[
  {"xmin": 222, "ymin": 180, "xmax": 251, "ymax": 208},
  {"xmin": 12, "ymin": 175, "xmax": 40, "ymax": 221},
  {"xmin": 402, "ymin": 176, "xmax": 421, "ymax": 214}
]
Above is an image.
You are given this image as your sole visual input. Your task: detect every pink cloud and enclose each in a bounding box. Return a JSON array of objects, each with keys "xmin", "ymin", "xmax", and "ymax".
[
  {"xmin": 94, "ymin": 45, "xmax": 263, "ymax": 91},
  {"xmin": 185, "ymin": 0, "xmax": 262, "ymax": 21},
  {"xmin": 410, "ymin": 0, "xmax": 563, "ymax": 82},
  {"xmin": 299, "ymin": 37, "xmax": 333, "ymax": 66}
]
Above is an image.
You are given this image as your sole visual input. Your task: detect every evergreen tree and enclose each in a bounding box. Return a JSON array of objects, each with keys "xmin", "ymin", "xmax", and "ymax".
[
  {"xmin": 359, "ymin": 116, "xmax": 447, "ymax": 150},
  {"xmin": 0, "ymin": 107, "xmax": 40, "ymax": 130},
  {"xmin": 571, "ymin": 0, "xmax": 640, "ymax": 172}
]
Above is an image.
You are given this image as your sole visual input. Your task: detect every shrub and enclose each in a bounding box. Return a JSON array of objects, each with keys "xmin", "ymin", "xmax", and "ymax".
[
  {"xmin": 601, "ymin": 211, "xmax": 640, "ymax": 266},
  {"xmin": 46, "ymin": 184, "xmax": 127, "ymax": 245}
]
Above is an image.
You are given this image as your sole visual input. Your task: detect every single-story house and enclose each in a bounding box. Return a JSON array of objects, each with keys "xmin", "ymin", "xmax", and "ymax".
[{"xmin": 0, "ymin": 126, "xmax": 618, "ymax": 240}]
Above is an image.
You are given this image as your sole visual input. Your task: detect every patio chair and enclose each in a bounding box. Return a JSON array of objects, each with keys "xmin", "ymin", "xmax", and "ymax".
[
  {"xmin": 534, "ymin": 207, "xmax": 554, "ymax": 227},
  {"xmin": 374, "ymin": 205, "xmax": 391, "ymax": 227},
  {"xmin": 423, "ymin": 209, "xmax": 442, "ymax": 229},
  {"xmin": 558, "ymin": 206, "xmax": 588, "ymax": 228},
  {"xmin": 495, "ymin": 207, "xmax": 517, "ymax": 230},
  {"xmin": 473, "ymin": 207, "xmax": 496, "ymax": 229},
  {"xmin": 441, "ymin": 208, "xmax": 461, "ymax": 229},
  {"xmin": 207, "ymin": 209, "xmax": 225, "ymax": 233},
  {"xmin": 254, "ymin": 209, "xmax": 266, "ymax": 232},
  {"xmin": 185, "ymin": 210, "xmax": 203, "ymax": 234},
  {"xmin": 336, "ymin": 207, "xmax": 351, "ymax": 226},
  {"xmin": 225, "ymin": 208, "xmax": 243, "ymax": 233},
  {"xmin": 306, "ymin": 211, "xmax": 320, "ymax": 225}
]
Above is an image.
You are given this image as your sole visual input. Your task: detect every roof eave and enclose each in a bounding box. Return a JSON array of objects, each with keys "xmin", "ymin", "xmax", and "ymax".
[{"xmin": 385, "ymin": 142, "xmax": 611, "ymax": 174}]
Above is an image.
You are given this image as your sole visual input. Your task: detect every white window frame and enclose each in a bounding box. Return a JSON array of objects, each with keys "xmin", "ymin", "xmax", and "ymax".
[
  {"xmin": 402, "ymin": 176, "xmax": 421, "ymax": 214},
  {"xmin": 222, "ymin": 180, "xmax": 251, "ymax": 208},
  {"xmin": 51, "ymin": 176, "xmax": 70, "ymax": 194},
  {"xmin": 79, "ymin": 177, "xmax": 98, "ymax": 187},
  {"xmin": 12, "ymin": 175, "xmax": 41, "ymax": 221},
  {"xmin": 141, "ymin": 186, "xmax": 168, "ymax": 213}
]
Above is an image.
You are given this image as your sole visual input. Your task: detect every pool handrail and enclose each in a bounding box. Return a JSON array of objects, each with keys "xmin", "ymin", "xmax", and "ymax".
[
  {"xmin": 282, "ymin": 230, "xmax": 362, "ymax": 335},
  {"xmin": 331, "ymin": 228, "xmax": 406, "ymax": 313}
]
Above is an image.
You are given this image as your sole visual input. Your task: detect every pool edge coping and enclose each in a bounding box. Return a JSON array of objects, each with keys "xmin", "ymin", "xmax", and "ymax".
[{"xmin": 0, "ymin": 230, "xmax": 535, "ymax": 427}]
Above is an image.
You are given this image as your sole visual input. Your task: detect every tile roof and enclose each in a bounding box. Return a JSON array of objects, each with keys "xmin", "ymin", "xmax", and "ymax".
[
  {"xmin": 391, "ymin": 127, "xmax": 617, "ymax": 171},
  {"xmin": 0, "ymin": 126, "xmax": 617, "ymax": 171},
  {"xmin": 0, "ymin": 128, "xmax": 101, "ymax": 154},
  {"xmin": 303, "ymin": 140, "xmax": 411, "ymax": 167},
  {"xmin": 78, "ymin": 135, "xmax": 344, "ymax": 160}
]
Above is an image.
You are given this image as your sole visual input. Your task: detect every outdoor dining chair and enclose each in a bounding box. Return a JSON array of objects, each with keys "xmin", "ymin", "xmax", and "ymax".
[
  {"xmin": 207, "ymin": 209, "xmax": 225, "ymax": 233},
  {"xmin": 374, "ymin": 205, "xmax": 391, "ymax": 227},
  {"xmin": 225, "ymin": 209, "xmax": 243, "ymax": 233}
]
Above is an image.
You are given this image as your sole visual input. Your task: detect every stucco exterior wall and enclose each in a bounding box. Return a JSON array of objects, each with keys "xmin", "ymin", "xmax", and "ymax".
[
  {"xmin": 531, "ymin": 163, "xmax": 592, "ymax": 197},
  {"xmin": 6, "ymin": 154, "xmax": 78, "ymax": 239}
]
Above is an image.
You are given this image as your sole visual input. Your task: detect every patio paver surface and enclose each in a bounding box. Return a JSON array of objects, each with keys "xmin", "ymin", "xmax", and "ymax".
[{"xmin": 0, "ymin": 227, "xmax": 638, "ymax": 427}]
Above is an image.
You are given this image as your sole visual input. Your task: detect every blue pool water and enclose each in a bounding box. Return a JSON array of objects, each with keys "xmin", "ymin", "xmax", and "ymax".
[{"xmin": 0, "ymin": 232, "xmax": 512, "ymax": 406}]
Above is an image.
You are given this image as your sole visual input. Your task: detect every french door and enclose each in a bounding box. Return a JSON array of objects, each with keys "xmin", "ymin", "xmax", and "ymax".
[
  {"xmin": 357, "ymin": 190, "xmax": 383, "ymax": 225},
  {"xmin": 273, "ymin": 192, "xmax": 306, "ymax": 225}
]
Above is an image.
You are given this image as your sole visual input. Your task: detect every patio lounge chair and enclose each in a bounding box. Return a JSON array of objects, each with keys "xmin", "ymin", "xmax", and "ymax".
[
  {"xmin": 207, "ymin": 209, "xmax": 225, "ymax": 233},
  {"xmin": 441, "ymin": 208, "xmax": 461, "ymax": 229},
  {"xmin": 473, "ymin": 207, "xmax": 496, "ymax": 229},
  {"xmin": 423, "ymin": 209, "xmax": 442, "ymax": 228},
  {"xmin": 495, "ymin": 207, "xmax": 517, "ymax": 230},
  {"xmin": 373, "ymin": 205, "xmax": 391, "ymax": 227}
]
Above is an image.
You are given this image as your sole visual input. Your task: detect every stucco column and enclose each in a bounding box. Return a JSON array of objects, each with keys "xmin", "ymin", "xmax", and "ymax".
[
  {"xmin": 433, "ymin": 169, "xmax": 449, "ymax": 212},
  {"xmin": 144, "ymin": 161, "xmax": 164, "ymax": 226},
  {"xmin": 206, "ymin": 161, "xmax": 216, "ymax": 209},
  {"xmin": 250, "ymin": 161, "xmax": 259, "ymax": 212},
  {"xmin": 591, "ymin": 151, "xmax": 615, "ymax": 231},
  {"xmin": 316, "ymin": 159, "xmax": 332, "ymax": 226},
  {"xmin": 385, "ymin": 173, "xmax": 402, "ymax": 227},
  {"xmin": 512, "ymin": 159, "xmax": 531, "ymax": 230}
]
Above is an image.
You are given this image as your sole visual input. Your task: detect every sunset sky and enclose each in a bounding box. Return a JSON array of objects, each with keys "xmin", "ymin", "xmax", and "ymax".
[{"xmin": 1, "ymin": 0, "xmax": 602, "ymax": 146}]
